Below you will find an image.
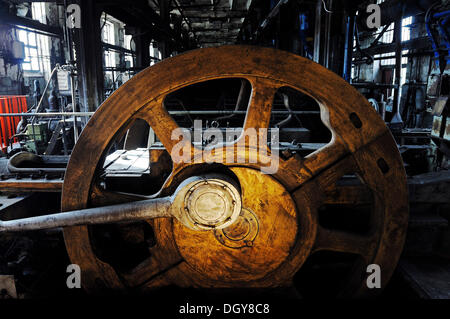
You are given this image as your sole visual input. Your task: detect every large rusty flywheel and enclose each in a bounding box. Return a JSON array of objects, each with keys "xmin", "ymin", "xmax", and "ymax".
[{"xmin": 61, "ymin": 46, "xmax": 408, "ymax": 297}]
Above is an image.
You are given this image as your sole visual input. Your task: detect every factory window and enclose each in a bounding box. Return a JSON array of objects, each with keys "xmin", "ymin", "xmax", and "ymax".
[
  {"xmin": 17, "ymin": 29, "xmax": 40, "ymax": 72},
  {"xmin": 377, "ymin": 52, "xmax": 395, "ymax": 66},
  {"xmin": 102, "ymin": 21, "xmax": 115, "ymax": 45},
  {"xmin": 402, "ymin": 16, "xmax": 412, "ymax": 41},
  {"xmin": 375, "ymin": 1, "xmax": 392, "ymax": 43},
  {"xmin": 124, "ymin": 34, "xmax": 134, "ymax": 68},
  {"xmin": 16, "ymin": 3, "xmax": 51, "ymax": 78},
  {"xmin": 378, "ymin": 23, "xmax": 394, "ymax": 44},
  {"xmin": 150, "ymin": 42, "xmax": 161, "ymax": 66},
  {"xmin": 104, "ymin": 50, "xmax": 114, "ymax": 68},
  {"xmin": 374, "ymin": 0, "xmax": 411, "ymax": 44},
  {"xmin": 31, "ymin": 2, "xmax": 46, "ymax": 24},
  {"xmin": 402, "ymin": 49, "xmax": 409, "ymax": 65},
  {"xmin": 124, "ymin": 34, "xmax": 132, "ymax": 50},
  {"xmin": 375, "ymin": 17, "xmax": 411, "ymax": 44},
  {"xmin": 374, "ymin": 50, "xmax": 408, "ymax": 67}
]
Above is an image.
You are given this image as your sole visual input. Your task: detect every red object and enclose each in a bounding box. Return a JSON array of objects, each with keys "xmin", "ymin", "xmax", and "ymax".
[{"xmin": 0, "ymin": 96, "xmax": 28, "ymax": 153}]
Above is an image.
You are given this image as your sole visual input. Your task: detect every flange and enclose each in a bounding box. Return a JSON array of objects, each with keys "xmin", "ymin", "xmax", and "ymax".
[{"xmin": 171, "ymin": 174, "xmax": 242, "ymax": 230}]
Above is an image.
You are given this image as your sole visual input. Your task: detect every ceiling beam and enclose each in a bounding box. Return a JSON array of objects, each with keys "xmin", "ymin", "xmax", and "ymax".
[{"xmin": 0, "ymin": 11, "xmax": 63, "ymax": 37}]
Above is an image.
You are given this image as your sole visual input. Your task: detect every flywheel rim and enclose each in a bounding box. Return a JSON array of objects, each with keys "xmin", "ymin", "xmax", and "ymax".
[{"xmin": 62, "ymin": 45, "xmax": 408, "ymax": 297}]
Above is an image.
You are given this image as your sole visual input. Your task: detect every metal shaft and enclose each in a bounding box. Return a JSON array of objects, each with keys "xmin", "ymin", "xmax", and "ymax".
[{"xmin": 0, "ymin": 197, "xmax": 172, "ymax": 232}]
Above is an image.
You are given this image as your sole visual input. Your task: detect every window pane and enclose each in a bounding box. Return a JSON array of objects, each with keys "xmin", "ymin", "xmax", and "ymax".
[
  {"xmin": 402, "ymin": 16, "xmax": 412, "ymax": 42},
  {"xmin": 18, "ymin": 30, "xmax": 27, "ymax": 43},
  {"xmin": 31, "ymin": 57, "xmax": 39, "ymax": 70},
  {"xmin": 124, "ymin": 34, "xmax": 132, "ymax": 50},
  {"xmin": 29, "ymin": 48, "xmax": 38, "ymax": 58},
  {"xmin": 22, "ymin": 62, "xmax": 30, "ymax": 70},
  {"xmin": 28, "ymin": 33, "xmax": 36, "ymax": 46},
  {"xmin": 125, "ymin": 54, "xmax": 133, "ymax": 67},
  {"xmin": 402, "ymin": 49, "xmax": 408, "ymax": 64},
  {"xmin": 24, "ymin": 47, "xmax": 30, "ymax": 61}
]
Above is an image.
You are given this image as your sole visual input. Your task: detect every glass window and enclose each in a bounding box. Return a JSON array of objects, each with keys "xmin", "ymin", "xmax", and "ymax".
[
  {"xmin": 102, "ymin": 21, "xmax": 115, "ymax": 45},
  {"xmin": 379, "ymin": 52, "xmax": 395, "ymax": 66},
  {"xmin": 377, "ymin": 23, "xmax": 394, "ymax": 44},
  {"xmin": 124, "ymin": 34, "xmax": 133, "ymax": 50},
  {"xmin": 17, "ymin": 29, "xmax": 40, "ymax": 72},
  {"xmin": 402, "ymin": 16, "xmax": 412, "ymax": 41},
  {"xmin": 402, "ymin": 49, "xmax": 409, "ymax": 65}
]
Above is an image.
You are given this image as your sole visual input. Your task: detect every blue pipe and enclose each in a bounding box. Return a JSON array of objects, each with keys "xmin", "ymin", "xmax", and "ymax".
[
  {"xmin": 426, "ymin": 12, "xmax": 442, "ymax": 67},
  {"xmin": 438, "ymin": 22, "xmax": 450, "ymax": 55},
  {"xmin": 426, "ymin": 10, "xmax": 450, "ymax": 67},
  {"xmin": 437, "ymin": 12, "xmax": 450, "ymax": 64},
  {"xmin": 433, "ymin": 10, "xmax": 450, "ymax": 19},
  {"xmin": 299, "ymin": 13, "xmax": 313, "ymax": 59},
  {"xmin": 343, "ymin": 15, "xmax": 354, "ymax": 82}
]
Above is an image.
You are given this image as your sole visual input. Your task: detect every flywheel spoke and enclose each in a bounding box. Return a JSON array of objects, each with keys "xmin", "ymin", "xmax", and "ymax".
[
  {"xmin": 243, "ymin": 77, "xmax": 280, "ymax": 132},
  {"xmin": 323, "ymin": 184, "xmax": 372, "ymax": 205},
  {"xmin": 121, "ymin": 248, "xmax": 183, "ymax": 287},
  {"xmin": 89, "ymin": 186, "xmax": 186, "ymax": 288},
  {"xmin": 308, "ymin": 153, "xmax": 359, "ymax": 191},
  {"xmin": 286, "ymin": 140, "xmax": 356, "ymax": 193},
  {"xmin": 138, "ymin": 261, "xmax": 196, "ymax": 290},
  {"xmin": 138, "ymin": 97, "xmax": 192, "ymax": 158},
  {"xmin": 313, "ymin": 226, "xmax": 376, "ymax": 258}
]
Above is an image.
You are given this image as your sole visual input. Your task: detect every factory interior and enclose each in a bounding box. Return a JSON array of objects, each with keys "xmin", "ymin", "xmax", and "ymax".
[{"xmin": 0, "ymin": 0, "xmax": 449, "ymax": 300}]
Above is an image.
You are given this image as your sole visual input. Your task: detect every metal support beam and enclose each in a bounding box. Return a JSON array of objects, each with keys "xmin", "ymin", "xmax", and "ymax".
[
  {"xmin": 313, "ymin": 0, "xmax": 322, "ymax": 63},
  {"xmin": 0, "ymin": 11, "xmax": 63, "ymax": 38},
  {"xmin": 323, "ymin": 0, "xmax": 332, "ymax": 68},
  {"xmin": 134, "ymin": 32, "xmax": 151, "ymax": 68},
  {"xmin": 158, "ymin": 0, "xmax": 171, "ymax": 58},
  {"xmin": 389, "ymin": 17, "xmax": 404, "ymax": 129},
  {"xmin": 73, "ymin": 0, "xmax": 104, "ymax": 112},
  {"xmin": 393, "ymin": 18, "xmax": 402, "ymax": 115},
  {"xmin": 343, "ymin": 13, "xmax": 355, "ymax": 82}
]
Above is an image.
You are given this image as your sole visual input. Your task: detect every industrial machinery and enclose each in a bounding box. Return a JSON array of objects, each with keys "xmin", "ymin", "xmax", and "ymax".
[{"xmin": 0, "ymin": 46, "xmax": 409, "ymax": 298}]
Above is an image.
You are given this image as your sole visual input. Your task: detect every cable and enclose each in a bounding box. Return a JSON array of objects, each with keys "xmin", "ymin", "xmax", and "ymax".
[{"xmin": 322, "ymin": 0, "xmax": 333, "ymax": 13}]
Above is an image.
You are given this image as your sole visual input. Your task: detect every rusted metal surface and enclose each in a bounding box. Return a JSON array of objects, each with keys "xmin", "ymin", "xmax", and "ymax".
[
  {"xmin": 444, "ymin": 117, "xmax": 450, "ymax": 141},
  {"xmin": 0, "ymin": 197, "xmax": 171, "ymax": 232},
  {"xmin": 55, "ymin": 45, "xmax": 409, "ymax": 296},
  {"xmin": 432, "ymin": 116, "xmax": 443, "ymax": 138},
  {"xmin": 0, "ymin": 179, "xmax": 63, "ymax": 192},
  {"xmin": 432, "ymin": 97, "xmax": 448, "ymax": 116}
]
